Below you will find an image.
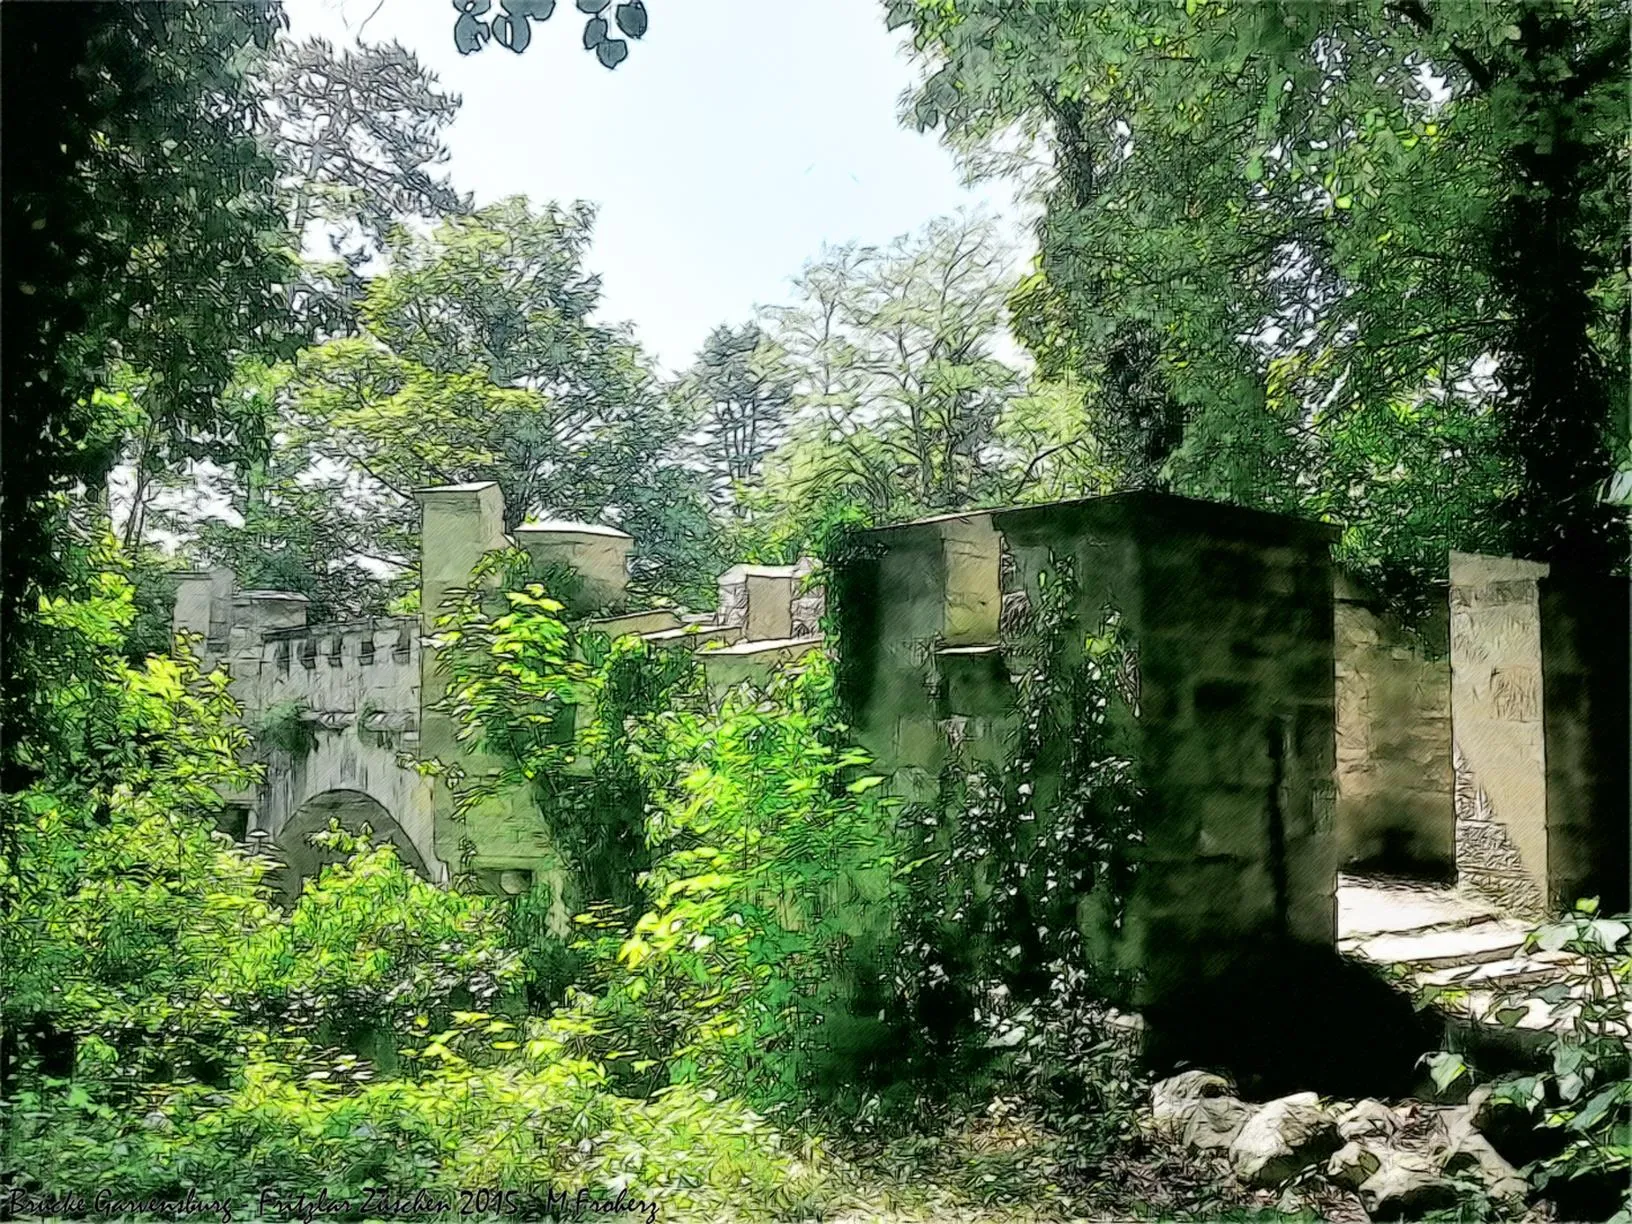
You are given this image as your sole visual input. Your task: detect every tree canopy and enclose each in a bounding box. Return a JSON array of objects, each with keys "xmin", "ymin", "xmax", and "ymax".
[{"xmin": 893, "ymin": 0, "xmax": 1630, "ymax": 594}]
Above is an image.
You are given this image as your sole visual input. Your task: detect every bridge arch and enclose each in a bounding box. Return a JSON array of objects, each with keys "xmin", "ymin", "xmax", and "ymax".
[
  {"xmin": 271, "ymin": 787, "xmax": 430, "ymax": 902},
  {"xmin": 252, "ymin": 724, "xmax": 444, "ymax": 901}
]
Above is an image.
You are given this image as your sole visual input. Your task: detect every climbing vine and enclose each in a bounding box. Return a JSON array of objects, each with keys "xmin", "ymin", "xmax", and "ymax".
[
  {"xmin": 888, "ymin": 553, "xmax": 1147, "ymax": 1116},
  {"xmin": 253, "ymin": 700, "xmax": 317, "ymax": 758}
]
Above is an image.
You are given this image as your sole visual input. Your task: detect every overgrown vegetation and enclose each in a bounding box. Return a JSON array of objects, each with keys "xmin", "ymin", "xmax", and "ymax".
[
  {"xmin": 5, "ymin": 0, "xmax": 1628, "ymax": 1218},
  {"xmin": 1424, "ymin": 901, "xmax": 1632, "ymax": 1221}
]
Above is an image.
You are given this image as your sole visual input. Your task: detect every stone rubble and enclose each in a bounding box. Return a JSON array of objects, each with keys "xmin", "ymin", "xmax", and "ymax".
[{"xmin": 1148, "ymin": 1072, "xmax": 1532, "ymax": 1220}]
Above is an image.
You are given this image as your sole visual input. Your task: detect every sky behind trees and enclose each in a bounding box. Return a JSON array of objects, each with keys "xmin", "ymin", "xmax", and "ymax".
[{"xmin": 286, "ymin": 0, "xmax": 1031, "ymax": 373}]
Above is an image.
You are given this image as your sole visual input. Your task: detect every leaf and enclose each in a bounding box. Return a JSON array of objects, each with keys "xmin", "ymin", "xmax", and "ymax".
[
  {"xmin": 1536, "ymin": 922, "xmax": 1575, "ymax": 952},
  {"xmin": 595, "ymin": 35, "xmax": 628, "ymax": 68},
  {"xmin": 582, "ymin": 14, "xmax": 607, "ymax": 46},
  {"xmin": 577, "ymin": 0, "xmax": 609, "ymax": 10},
  {"xmin": 1423, "ymin": 1050, "xmax": 1468, "ymax": 1093},
  {"xmin": 1590, "ymin": 919, "xmax": 1629, "ymax": 951},
  {"xmin": 614, "ymin": 0, "xmax": 647, "ymax": 39},
  {"xmin": 846, "ymin": 775, "xmax": 885, "ymax": 794},
  {"xmin": 1569, "ymin": 1085, "xmax": 1625, "ymax": 1133},
  {"xmin": 492, "ymin": 13, "xmax": 532, "ymax": 53}
]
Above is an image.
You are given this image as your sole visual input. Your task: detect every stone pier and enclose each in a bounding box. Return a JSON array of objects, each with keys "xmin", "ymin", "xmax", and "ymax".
[{"xmin": 1450, "ymin": 552, "xmax": 1630, "ymax": 915}]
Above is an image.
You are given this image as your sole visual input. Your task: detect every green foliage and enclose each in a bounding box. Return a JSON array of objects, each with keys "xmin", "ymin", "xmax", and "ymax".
[
  {"xmin": 886, "ymin": 557, "xmax": 1146, "ymax": 1128},
  {"xmin": 897, "ymin": 0, "xmax": 1629, "ymax": 580},
  {"xmin": 224, "ymin": 827, "xmax": 523, "ymax": 1061},
  {"xmin": 254, "ymin": 700, "xmax": 318, "ymax": 758},
  {"xmin": 454, "ymin": 0, "xmax": 651, "ymax": 69},
  {"xmin": 277, "ymin": 199, "xmax": 714, "ymax": 606},
  {"xmin": 2, "ymin": 0, "xmax": 295, "ymax": 806},
  {"xmin": 753, "ymin": 215, "xmax": 1025, "ymax": 526},
  {"xmin": 2, "ymin": 552, "xmax": 264, "ymax": 1100},
  {"xmin": 589, "ymin": 656, "xmax": 901, "ymax": 1113},
  {"xmin": 678, "ymin": 322, "xmax": 797, "ymax": 514},
  {"xmin": 1483, "ymin": 902, "xmax": 1630, "ymax": 1207},
  {"xmin": 432, "ymin": 566, "xmax": 699, "ymax": 911}
]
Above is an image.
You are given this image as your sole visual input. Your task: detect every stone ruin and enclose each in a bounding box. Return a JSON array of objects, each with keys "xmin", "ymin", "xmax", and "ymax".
[
  {"xmin": 173, "ymin": 481, "xmax": 823, "ymax": 899},
  {"xmin": 177, "ymin": 485, "xmax": 1628, "ymax": 1060}
]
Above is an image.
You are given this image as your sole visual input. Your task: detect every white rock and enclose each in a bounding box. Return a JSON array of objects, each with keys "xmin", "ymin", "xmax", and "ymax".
[
  {"xmin": 1228, "ymin": 1093, "xmax": 1339, "ymax": 1188},
  {"xmin": 1336, "ymin": 1097, "xmax": 1402, "ymax": 1141},
  {"xmin": 1438, "ymin": 1117, "xmax": 1527, "ymax": 1201},
  {"xmin": 1327, "ymin": 1139, "xmax": 1383, "ymax": 1190},
  {"xmin": 1150, "ymin": 1070, "xmax": 1233, "ymax": 1136},
  {"xmin": 1359, "ymin": 1151, "xmax": 1459, "ymax": 1221},
  {"xmin": 1179, "ymin": 1094, "xmax": 1253, "ymax": 1153}
]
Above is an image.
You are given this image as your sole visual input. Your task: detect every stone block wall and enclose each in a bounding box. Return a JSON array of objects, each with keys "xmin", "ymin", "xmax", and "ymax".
[
  {"xmin": 831, "ymin": 511, "xmax": 1005, "ymax": 809},
  {"xmin": 1450, "ymin": 553, "xmax": 1630, "ymax": 915},
  {"xmin": 834, "ymin": 494, "xmax": 1341, "ymax": 1012},
  {"xmin": 1332, "ymin": 574, "xmax": 1454, "ymax": 878},
  {"xmin": 514, "ymin": 520, "xmax": 633, "ymax": 615},
  {"xmin": 997, "ymin": 495, "xmax": 1340, "ymax": 1004}
]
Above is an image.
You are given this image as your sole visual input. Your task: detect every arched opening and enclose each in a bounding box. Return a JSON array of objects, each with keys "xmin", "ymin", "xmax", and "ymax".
[{"xmin": 271, "ymin": 789, "xmax": 429, "ymax": 905}]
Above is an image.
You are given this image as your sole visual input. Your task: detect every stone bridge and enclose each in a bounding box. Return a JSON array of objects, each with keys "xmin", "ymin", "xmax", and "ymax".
[{"xmin": 174, "ymin": 482, "xmax": 823, "ymax": 900}]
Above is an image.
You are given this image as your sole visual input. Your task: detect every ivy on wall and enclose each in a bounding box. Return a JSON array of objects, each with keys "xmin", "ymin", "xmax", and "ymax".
[{"xmin": 887, "ymin": 553, "xmax": 1148, "ymax": 1107}]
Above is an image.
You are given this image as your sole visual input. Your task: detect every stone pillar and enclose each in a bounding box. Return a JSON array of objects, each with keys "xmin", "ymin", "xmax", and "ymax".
[
  {"xmin": 830, "ymin": 512, "xmax": 1002, "ymax": 806},
  {"xmin": 716, "ymin": 564, "xmax": 802, "ymax": 641},
  {"xmin": 415, "ymin": 483, "xmax": 570, "ymax": 900},
  {"xmin": 790, "ymin": 557, "xmax": 825, "ymax": 636},
  {"xmin": 995, "ymin": 494, "xmax": 1340, "ymax": 1006},
  {"xmin": 1332, "ymin": 572, "xmax": 1454, "ymax": 878},
  {"xmin": 742, "ymin": 571, "xmax": 795, "ymax": 640},
  {"xmin": 172, "ymin": 568, "xmax": 234, "ymax": 660},
  {"xmin": 513, "ymin": 520, "xmax": 633, "ymax": 616},
  {"xmin": 1451, "ymin": 553, "xmax": 1630, "ymax": 914}
]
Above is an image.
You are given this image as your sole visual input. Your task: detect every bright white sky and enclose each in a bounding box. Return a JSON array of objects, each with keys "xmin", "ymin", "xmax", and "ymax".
[{"xmin": 284, "ymin": 0, "xmax": 1031, "ymax": 375}]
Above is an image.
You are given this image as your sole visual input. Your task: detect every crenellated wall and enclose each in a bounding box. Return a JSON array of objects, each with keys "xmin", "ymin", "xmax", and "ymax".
[{"xmin": 185, "ymin": 483, "xmax": 822, "ymax": 903}]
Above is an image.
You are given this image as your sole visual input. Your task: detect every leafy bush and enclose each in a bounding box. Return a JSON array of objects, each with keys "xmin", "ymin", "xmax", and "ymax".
[
  {"xmin": 254, "ymin": 699, "xmax": 317, "ymax": 757},
  {"xmin": 1425, "ymin": 900, "xmax": 1631, "ymax": 1220},
  {"xmin": 588, "ymin": 656, "xmax": 902, "ymax": 1114},
  {"xmin": 12, "ymin": 1009, "xmax": 815, "ymax": 1220},
  {"xmin": 222, "ymin": 827, "xmax": 524, "ymax": 1062}
]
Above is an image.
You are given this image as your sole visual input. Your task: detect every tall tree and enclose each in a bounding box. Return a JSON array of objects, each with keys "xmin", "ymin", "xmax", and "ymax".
[
  {"xmin": 760, "ymin": 213, "xmax": 1025, "ymax": 526},
  {"xmin": 895, "ymin": 0, "xmax": 1630, "ymax": 584},
  {"xmin": 216, "ymin": 199, "xmax": 717, "ymax": 609},
  {"xmin": 171, "ymin": 32, "xmax": 473, "ymax": 600},
  {"xmin": 1, "ymin": 0, "xmax": 293, "ymax": 1171},
  {"xmin": 3, "ymin": 0, "xmax": 294, "ymax": 782},
  {"xmin": 680, "ymin": 324, "xmax": 796, "ymax": 514},
  {"xmin": 263, "ymin": 36, "xmax": 467, "ymax": 252}
]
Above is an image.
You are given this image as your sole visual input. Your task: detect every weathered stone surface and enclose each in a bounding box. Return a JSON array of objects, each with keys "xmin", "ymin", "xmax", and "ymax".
[
  {"xmin": 1359, "ymin": 1151, "xmax": 1459, "ymax": 1220},
  {"xmin": 1440, "ymin": 1129, "xmax": 1527, "ymax": 1200},
  {"xmin": 1434, "ymin": 1102, "xmax": 1528, "ymax": 1200},
  {"xmin": 1228, "ymin": 1092, "xmax": 1340, "ymax": 1188},
  {"xmin": 1326, "ymin": 1139, "xmax": 1382, "ymax": 1190},
  {"xmin": 1150, "ymin": 1071, "xmax": 1234, "ymax": 1135},
  {"xmin": 1336, "ymin": 1098, "xmax": 1402, "ymax": 1142},
  {"xmin": 1179, "ymin": 1096, "xmax": 1254, "ymax": 1153},
  {"xmin": 1333, "ymin": 576, "xmax": 1454, "ymax": 876}
]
